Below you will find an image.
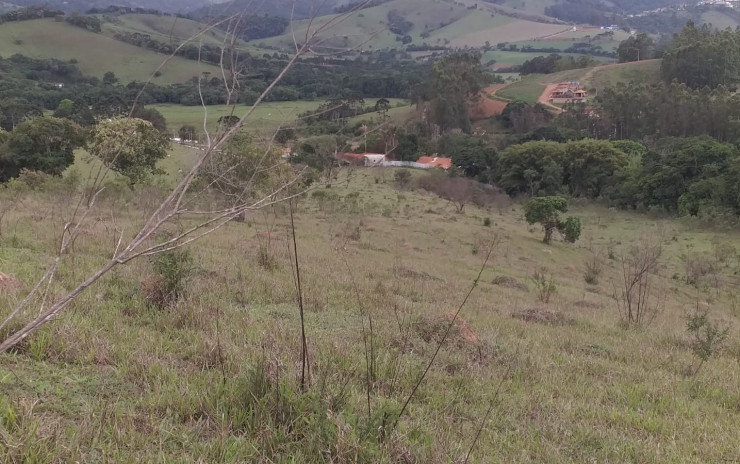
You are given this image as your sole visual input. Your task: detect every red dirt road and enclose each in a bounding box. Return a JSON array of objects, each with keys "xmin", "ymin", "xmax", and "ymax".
[
  {"xmin": 470, "ymin": 84, "xmax": 509, "ymax": 120},
  {"xmin": 535, "ymin": 59, "xmax": 661, "ymax": 113},
  {"xmin": 537, "ymin": 83, "xmax": 564, "ymax": 113}
]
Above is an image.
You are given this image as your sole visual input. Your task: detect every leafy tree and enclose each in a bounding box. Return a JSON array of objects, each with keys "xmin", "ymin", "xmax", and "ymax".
[
  {"xmin": 617, "ymin": 33, "xmax": 654, "ymax": 63},
  {"xmin": 0, "ymin": 117, "xmax": 85, "ymax": 181},
  {"xmin": 294, "ymin": 135, "xmax": 338, "ymax": 182},
  {"xmin": 200, "ymin": 132, "xmax": 286, "ymax": 199},
  {"xmin": 0, "ymin": 98, "xmax": 43, "ymax": 131},
  {"xmin": 394, "ymin": 169, "xmax": 411, "ymax": 188},
  {"xmin": 178, "ymin": 125, "xmax": 197, "ymax": 141},
  {"xmin": 437, "ymin": 133, "xmax": 496, "ymax": 179},
  {"xmin": 394, "ymin": 131, "xmax": 419, "ymax": 161},
  {"xmin": 427, "ymin": 51, "xmax": 489, "ymax": 133},
  {"xmin": 131, "ymin": 106, "xmax": 167, "ymax": 132},
  {"xmin": 497, "ymin": 141, "xmax": 565, "ymax": 196},
  {"xmin": 661, "ymin": 22, "xmax": 740, "ymax": 89},
  {"xmin": 524, "ymin": 196, "xmax": 581, "ymax": 244},
  {"xmin": 88, "ymin": 117, "xmax": 169, "ymax": 185},
  {"xmin": 102, "ymin": 71, "xmax": 118, "ymax": 85},
  {"xmin": 639, "ymin": 137, "xmax": 739, "ymax": 213},
  {"xmin": 561, "ymin": 139, "xmax": 629, "ymax": 198}
]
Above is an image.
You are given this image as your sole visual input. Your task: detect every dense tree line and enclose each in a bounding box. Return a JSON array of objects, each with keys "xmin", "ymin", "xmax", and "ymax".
[
  {"xmin": 334, "ymin": 0, "xmax": 393, "ymax": 13},
  {"xmin": 86, "ymin": 6, "xmax": 172, "ymax": 15},
  {"xmin": 0, "ymin": 6, "xmax": 62, "ymax": 23},
  {"xmin": 562, "ymin": 81, "xmax": 740, "ymax": 142},
  {"xmin": 493, "ymin": 138, "xmax": 740, "ymax": 217},
  {"xmin": 497, "ymin": 42, "xmax": 616, "ymax": 59},
  {"xmin": 520, "ymin": 54, "xmax": 597, "ymax": 75},
  {"xmin": 542, "ymin": 0, "xmax": 678, "ymax": 24},
  {"xmin": 661, "ymin": 21, "xmax": 740, "ymax": 89},
  {"xmin": 413, "ymin": 51, "xmax": 495, "ymax": 134},
  {"xmin": 65, "ymin": 13, "xmax": 102, "ymax": 32},
  {"xmin": 387, "ymin": 10, "xmax": 413, "ymax": 36},
  {"xmin": 236, "ymin": 15, "xmax": 289, "ymax": 40},
  {"xmin": 617, "ymin": 33, "xmax": 654, "ymax": 63}
]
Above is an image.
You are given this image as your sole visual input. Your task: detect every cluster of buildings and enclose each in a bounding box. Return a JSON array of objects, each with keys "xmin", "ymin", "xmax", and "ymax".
[
  {"xmin": 549, "ymin": 82, "xmax": 588, "ymax": 104},
  {"xmin": 335, "ymin": 153, "xmax": 452, "ymax": 170}
]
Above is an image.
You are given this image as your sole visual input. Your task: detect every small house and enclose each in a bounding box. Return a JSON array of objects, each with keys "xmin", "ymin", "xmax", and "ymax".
[{"xmin": 362, "ymin": 153, "xmax": 386, "ymax": 166}]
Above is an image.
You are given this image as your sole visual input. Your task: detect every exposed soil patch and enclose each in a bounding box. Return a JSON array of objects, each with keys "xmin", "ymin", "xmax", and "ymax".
[{"xmin": 470, "ymin": 84, "xmax": 508, "ymax": 120}]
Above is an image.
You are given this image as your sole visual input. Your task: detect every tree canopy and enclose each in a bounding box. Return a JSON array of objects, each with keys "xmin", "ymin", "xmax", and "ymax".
[
  {"xmin": 88, "ymin": 117, "xmax": 169, "ymax": 185},
  {"xmin": 524, "ymin": 196, "xmax": 581, "ymax": 244},
  {"xmin": 0, "ymin": 117, "xmax": 85, "ymax": 181}
]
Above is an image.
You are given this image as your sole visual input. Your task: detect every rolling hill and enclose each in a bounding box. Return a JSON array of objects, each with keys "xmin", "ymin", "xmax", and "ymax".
[
  {"xmin": 0, "ymin": 0, "xmax": 208, "ymax": 14},
  {"xmin": 247, "ymin": 0, "xmax": 625, "ymax": 54},
  {"xmin": 0, "ymin": 18, "xmax": 221, "ymax": 83}
]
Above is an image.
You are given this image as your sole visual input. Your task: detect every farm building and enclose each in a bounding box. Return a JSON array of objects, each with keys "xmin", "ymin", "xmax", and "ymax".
[
  {"xmin": 336, "ymin": 152, "xmax": 386, "ymax": 166},
  {"xmin": 417, "ymin": 156, "xmax": 453, "ymax": 170},
  {"xmin": 363, "ymin": 154, "xmax": 386, "ymax": 166},
  {"xmin": 549, "ymin": 82, "xmax": 587, "ymax": 104},
  {"xmin": 336, "ymin": 153, "xmax": 365, "ymax": 165}
]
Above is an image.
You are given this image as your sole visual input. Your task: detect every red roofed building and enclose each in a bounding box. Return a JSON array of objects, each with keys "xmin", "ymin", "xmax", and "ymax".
[
  {"xmin": 336, "ymin": 152, "xmax": 366, "ymax": 165},
  {"xmin": 417, "ymin": 156, "xmax": 453, "ymax": 170}
]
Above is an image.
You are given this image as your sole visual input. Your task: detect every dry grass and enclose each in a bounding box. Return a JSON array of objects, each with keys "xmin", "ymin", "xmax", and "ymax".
[{"xmin": 1, "ymin": 168, "xmax": 740, "ymax": 462}]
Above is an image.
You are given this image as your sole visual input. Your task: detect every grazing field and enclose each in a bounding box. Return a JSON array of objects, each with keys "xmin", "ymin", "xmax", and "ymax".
[
  {"xmin": 250, "ymin": 0, "xmax": 600, "ymax": 52},
  {"xmin": 0, "ymin": 19, "xmax": 220, "ymax": 84},
  {"xmin": 585, "ymin": 59, "xmax": 663, "ymax": 92},
  {"xmin": 1, "ymin": 165, "xmax": 740, "ymax": 462},
  {"xmin": 495, "ymin": 75, "xmax": 547, "ymax": 103},
  {"xmin": 448, "ymin": 20, "xmax": 569, "ymax": 48},
  {"xmin": 252, "ymin": 0, "xmax": 471, "ymax": 51},
  {"xmin": 152, "ymin": 99, "xmax": 410, "ymax": 134}
]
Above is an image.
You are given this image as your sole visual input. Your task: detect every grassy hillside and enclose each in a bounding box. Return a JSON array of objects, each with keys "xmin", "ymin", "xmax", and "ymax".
[
  {"xmin": 151, "ymin": 98, "xmax": 410, "ymax": 133},
  {"xmin": 1, "ymin": 165, "xmax": 740, "ymax": 461},
  {"xmin": 585, "ymin": 59, "xmax": 662, "ymax": 91},
  {"xmin": 0, "ymin": 18, "xmax": 221, "ymax": 83},
  {"xmin": 249, "ymin": 0, "xmax": 612, "ymax": 53},
  {"xmin": 102, "ymin": 13, "xmax": 231, "ymax": 46}
]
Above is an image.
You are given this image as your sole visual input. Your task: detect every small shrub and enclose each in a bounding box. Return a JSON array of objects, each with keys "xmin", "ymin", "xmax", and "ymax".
[
  {"xmin": 531, "ymin": 267, "xmax": 556, "ymax": 303},
  {"xmin": 257, "ymin": 246, "xmax": 278, "ymax": 271},
  {"xmin": 583, "ymin": 251, "xmax": 603, "ymax": 285},
  {"xmin": 683, "ymin": 252, "xmax": 718, "ymax": 287},
  {"xmin": 29, "ymin": 329, "xmax": 52, "ymax": 361},
  {"xmin": 483, "ymin": 217, "xmax": 491, "ymax": 227},
  {"xmin": 394, "ymin": 169, "xmax": 412, "ymax": 188},
  {"xmin": 613, "ymin": 236, "xmax": 663, "ymax": 327},
  {"xmin": 686, "ymin": 304, "xmax": 730, "ymax": 376},
  {"xmin": 143, "ymin": 248, "xmax": 195, "ymax": 309}
]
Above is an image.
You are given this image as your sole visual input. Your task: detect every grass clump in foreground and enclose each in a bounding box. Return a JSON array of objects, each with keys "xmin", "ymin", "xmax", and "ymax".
[{"xmin": 0, "ymin": 168, "xmax": 740, "ymax": 462}]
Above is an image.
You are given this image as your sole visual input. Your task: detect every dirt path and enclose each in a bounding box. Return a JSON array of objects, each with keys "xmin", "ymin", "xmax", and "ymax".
[
  {"xmin": 537, "ymin": 83, "xmax": 564, "ymax": 113},
  {"xmin": 470, "ymin": 84, "xmax": 510, "ymax": 119}
]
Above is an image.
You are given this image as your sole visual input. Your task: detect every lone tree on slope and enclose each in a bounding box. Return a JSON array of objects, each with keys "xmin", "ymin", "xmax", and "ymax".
[{"xmin": 524, "ymin": 196, "xmax": 581, "ymax": 244}]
